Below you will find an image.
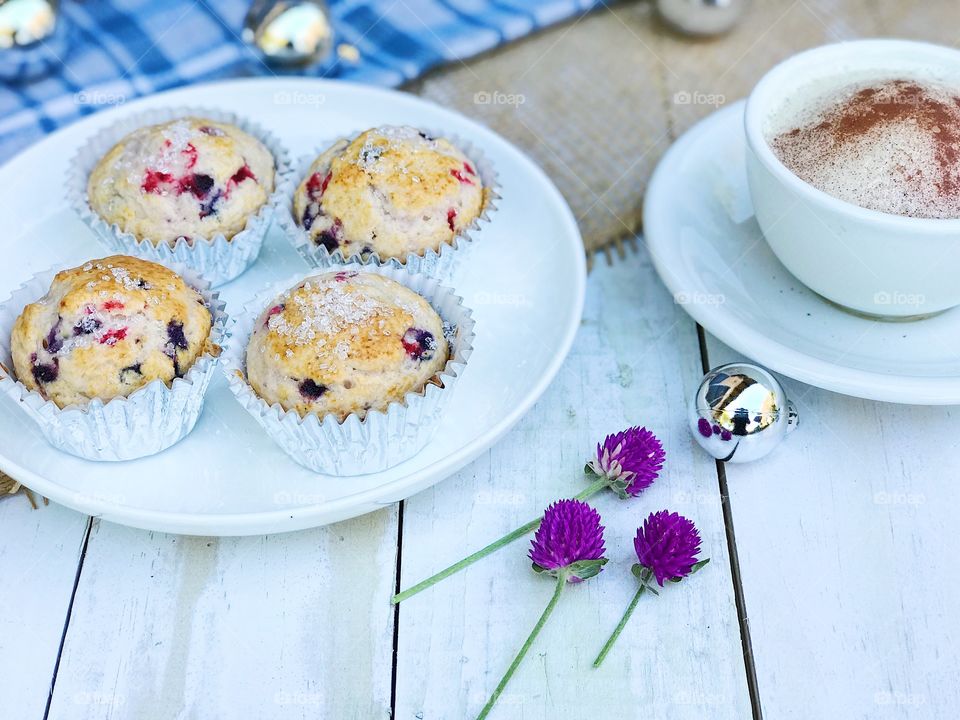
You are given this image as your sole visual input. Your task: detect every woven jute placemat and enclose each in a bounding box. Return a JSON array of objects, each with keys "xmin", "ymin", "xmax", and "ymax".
[
  {"xmin": 3, "ymin": 0, "xmax": 957, "ymax": 504},
  {"xmin": 1, "ymin": 471, "xmax": 41, "ymax": 507},
  {"xmin": 408, "ymin": 2, "xmax": 668, "ymax": 264},
  {"xmin": 0, "ymin": 473, "xmax": 18, "ymax": 495}
]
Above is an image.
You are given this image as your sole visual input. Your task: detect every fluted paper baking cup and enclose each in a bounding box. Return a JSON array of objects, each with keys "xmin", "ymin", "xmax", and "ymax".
[
  {"xmin": 221, "ymin": 265, "xmax": 475, "ymax": 475},
  {"xmin": 67, "ymin": 106, "xmax": 293, "ymax": 286},
  {"xmin": 276, "ymin": 127, "xmax": 500, "ymax": 282},
  {"xmin": 0, "ymin": 263, "xmax": 227, "ymax": 461}
]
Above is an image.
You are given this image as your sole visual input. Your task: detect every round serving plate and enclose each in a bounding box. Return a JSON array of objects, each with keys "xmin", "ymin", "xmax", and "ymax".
[
  {"xmin": 0, "ymin": 79, "xmax": 586, "ymax": 535},
  {"xmin": 644, "ymin": 100, "xmax": 960, "ymax": 405}
]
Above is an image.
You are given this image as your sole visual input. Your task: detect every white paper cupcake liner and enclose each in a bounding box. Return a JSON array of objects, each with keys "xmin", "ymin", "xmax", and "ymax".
[
  {"xmin": 221, "ymin": 265, "xmax": 475, "ymax": 475},
  {"xmin": 67, "ymin": 106, "xmax": 293, "ymax": 287},
  {"xmin": 276, "ymin": 127, "xmax": 500, "ymax": 282},
  {"xmin": 0, "ymin": 263, "xmax": 228, "ymax": 462}
]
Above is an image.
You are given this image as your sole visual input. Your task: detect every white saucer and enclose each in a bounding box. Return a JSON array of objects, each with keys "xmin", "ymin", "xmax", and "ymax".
[
  {"xmin": 0, "ymin": 79, "xmax": 586, "ymax": 535},
  {"xmin": 644, "ymin": 100, "xmax": 960, "ymax": 405}
]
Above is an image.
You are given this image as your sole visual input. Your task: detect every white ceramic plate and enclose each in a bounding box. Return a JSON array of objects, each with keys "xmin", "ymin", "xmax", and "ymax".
[
  {"xmin": 644, "ymin": 100, "xmax": 960, "ymax": 405},
  {"xmin": 0, "ymin": 79, "xmax": 585, "ymax": 535}
]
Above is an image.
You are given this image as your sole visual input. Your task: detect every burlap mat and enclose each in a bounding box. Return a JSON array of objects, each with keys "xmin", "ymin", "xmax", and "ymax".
[
  {"xmin": 408, "ymin": 3, "xmax": 667, "ymax": 264},
  {"xmin": 3, "ymin": 0, "xmax": 957, "ymax": 503},
  {"xmin": 0, "ymin": 473, "xmax": 18, "ymax": 495},
  {"xmin": 1, "ymin": 471, "xmax": 41, "ymax": 507}
]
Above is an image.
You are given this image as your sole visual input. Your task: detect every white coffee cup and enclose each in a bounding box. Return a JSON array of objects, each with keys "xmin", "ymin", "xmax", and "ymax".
[{"xmin": 745, "ymin": 39, "xmax": 960, "ymax": 318}]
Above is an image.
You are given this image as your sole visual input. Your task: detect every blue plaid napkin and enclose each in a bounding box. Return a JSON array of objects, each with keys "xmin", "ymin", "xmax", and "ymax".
[{"xmin": 0, "ymin": 0, "xmax": 600, "ymax": 162}]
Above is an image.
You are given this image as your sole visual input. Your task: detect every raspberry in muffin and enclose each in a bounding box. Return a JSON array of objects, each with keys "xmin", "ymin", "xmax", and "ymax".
[
  {"xmin": 87, "ymin": 117, "xmax": 275, "ymax": 245},
  {"xmin": 293, "ymin": 126, "xmax": 487, "ymax": 261},
  {"xmin": 11, "ymin": 256, "xmax": 215, "ymax": 408},
  {"xmin": 246, "ymin": 271, "xmax": 449, "ymax": 420}
]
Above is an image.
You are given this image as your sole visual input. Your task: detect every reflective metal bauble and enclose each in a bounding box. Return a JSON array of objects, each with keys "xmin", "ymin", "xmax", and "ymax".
[
  {"xmin": 0, "ymin": 0, "xmax": 68, "ymax": 81},
  {"xmin": 243, "ymin": 0, "xmax": 334, "ymax": 68},
  {"xmin": 690, "ymin": 362, "xmax": 798, "ymax": 463}
]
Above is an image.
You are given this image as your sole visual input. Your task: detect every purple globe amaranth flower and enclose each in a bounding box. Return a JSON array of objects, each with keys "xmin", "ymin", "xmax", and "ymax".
[
  {"xmin": 634, "ymin": 510, "xmax": 705, "ymax": 586},
  {"xmin": 593, "ymin": 512, "xmax": 710, "ymax": 668},
  {"xmin": 529, "ymin": 499, "xmax": 607, "ymax": 583},
  {"xmin": 478, "ymin": 499, "xmax": 607, "ymax": 719},
  {"xmin": 587, "ymin": 426, "xmax": 666, "ymax": 498}
]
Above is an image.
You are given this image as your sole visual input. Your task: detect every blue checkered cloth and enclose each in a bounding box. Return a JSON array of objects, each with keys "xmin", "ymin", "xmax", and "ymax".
[{"xmin": 0, "ymin": 0, "xmax": 600, "ymax": 162}]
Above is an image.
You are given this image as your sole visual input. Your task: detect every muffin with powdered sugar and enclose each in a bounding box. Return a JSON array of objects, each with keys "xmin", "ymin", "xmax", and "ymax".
[
  {"xmin": 246, "ymin": 269, "xmax": 448, "ymax": 421},
  {"xmin": 292, "ymin": 126, "xmax": 490, "ymax": 263},
  {"xmin": 87, "ymin": 117, "xmax": 276, "ymax": 245},
  {"xmin": 10, "ymin": 255, "xmax": 215, "ymax": 408}
]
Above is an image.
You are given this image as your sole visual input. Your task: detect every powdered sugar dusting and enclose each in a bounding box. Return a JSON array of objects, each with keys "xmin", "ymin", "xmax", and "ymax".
[
  {"xmin": 354, "ymin": 125, "xmax": 454, "ymax": 175},
  {"xmin": 157, "ymin": 120, "xmax": 194, "ymax": 168},
  {"xmin": 110, "ymin": 266, "xmax": 150, "ymax": 291},
  {"xmin": 113, "ymin": 118, "xmax": 202, "ymax": 185},
  {"xmin": 84, "ymin": 262, "xmax": 152, "ymax": 292},
  {"xmin": 267, "ymin": 277, "xmax": 395, "ymax": 347}
]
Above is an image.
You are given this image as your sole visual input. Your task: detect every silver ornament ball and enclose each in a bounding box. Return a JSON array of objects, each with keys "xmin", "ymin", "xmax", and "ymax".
[
  {"xmin": 0, "ymin": 0, "xmax": 69, "ymax": 81},
  {"xmin": 689, "ymin": 362, "xmax": 798, "ymax": 463},
  {"xmin": 656, "ymin": 0, "xmax": 746, "ymax": 37},
  {"xmin": 243, "ymin": 0, "xmax": 334, "ymax": 68}
]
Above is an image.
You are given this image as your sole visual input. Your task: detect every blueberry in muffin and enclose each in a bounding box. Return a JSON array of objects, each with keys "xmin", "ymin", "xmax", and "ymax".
[
  {"xmin": 246, "ymin": 270, "xmax": 449, "ymax": 420},
  {"xmin": 87, "ymin": 117, "xmax": 275, "ymax": 245},
  {"xmin": 11, "ymin": 255, "xmax": 215, "ymax": 408},
  {"xmin": 293, "ymin": 126, "xmax": 487, "ymax": 261}
]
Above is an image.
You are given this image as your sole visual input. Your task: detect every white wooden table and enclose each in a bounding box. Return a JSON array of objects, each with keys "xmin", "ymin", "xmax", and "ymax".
[{"xmin": 2, "ymin": 248, "xmax": 958, "ymax": 719}]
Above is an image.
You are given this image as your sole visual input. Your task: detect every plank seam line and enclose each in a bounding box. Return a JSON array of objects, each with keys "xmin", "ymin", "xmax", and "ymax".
[
  {"xmin": 697, "ymin": 325, "xmax": 764, "ymax": 720},
  {"xmin": 42, "ymin": 515, "xmax": 94, "ymax": 720},
  {"xmin": 390, "ymin": 500, "xmax": 405, "ymax": 717}
]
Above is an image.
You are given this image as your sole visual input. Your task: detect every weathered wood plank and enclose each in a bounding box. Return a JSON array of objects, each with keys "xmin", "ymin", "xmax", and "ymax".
[
  {"xmin": 394, "ymin": 256, "xmax": 752, "ymax": 718},
  {"xmin": 706, "ymin": 335, "xmax": 960, "ymax": 719},
  {"xmin": 45, "ymin": 510, "xmax": 398, "ymax": 719},
  {"xmin": 0, "ymin": 499, "xmax": 89, "ymax": 720}
]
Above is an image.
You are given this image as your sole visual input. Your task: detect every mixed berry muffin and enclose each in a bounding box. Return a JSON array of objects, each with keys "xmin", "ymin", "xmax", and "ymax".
[
  {"xmin": 10, "ymin": 256, "xmax": 215, "ymax": 408},
  {"xmin": 246, "ymin": 270, "xmax": 449, "ymax": 420},
  {"xmin": 292, "ymin": 126, "xmax": 488, "ymax": 261},
  {"xmin": 86, "ymin": 117, "xmax": 276, "ymax": 245}
]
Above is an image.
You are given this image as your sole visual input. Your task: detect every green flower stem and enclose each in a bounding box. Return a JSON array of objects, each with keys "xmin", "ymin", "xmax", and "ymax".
[
  {"xmin": 593, "ymin": 581, "xmax": 648, "ymax": 668},
  {"xmin": 391, "ymin": 476, "xmax": 608, "ymax": 605},
  {"xmin": 476, "ymin": 573, "xmax": 566, "ymax": 720}
]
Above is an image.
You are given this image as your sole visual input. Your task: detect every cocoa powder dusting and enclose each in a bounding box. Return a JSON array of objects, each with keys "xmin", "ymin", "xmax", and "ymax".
[{"xmin": 771, "ymin": 79, "xmax": 960, "ymax": 218}]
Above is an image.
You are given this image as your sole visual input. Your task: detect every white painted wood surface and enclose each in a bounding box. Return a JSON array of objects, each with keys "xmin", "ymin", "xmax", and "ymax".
[
  {"xmin": 706, "ymin": 336, "xmax": 960, "ymax": 720},
  {"xmin": 2, "ymin": 255, "xmax": 959, "ymax": 720},
  {"xmin": 44, "ymin": 511, "xmax": 398, "ymax": 719},
  {"xmin": 395, "ymin": 256, "xmax": 750, "ymax": 719},
  {"xmin": 0, "ymin": 500, "xmax": 88, "ymax": 720}
]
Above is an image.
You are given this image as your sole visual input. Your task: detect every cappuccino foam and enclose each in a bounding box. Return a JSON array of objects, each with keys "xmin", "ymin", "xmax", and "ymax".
[{"xmin": 769, "ymin": 78, "xmax": 960, "ymax": 219}]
